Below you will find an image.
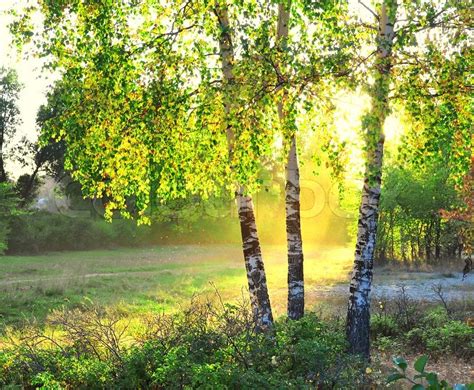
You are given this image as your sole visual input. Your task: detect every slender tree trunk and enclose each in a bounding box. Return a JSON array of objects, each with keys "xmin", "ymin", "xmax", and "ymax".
[
  {"xmin": 425, "ymin": 237, "xmax": 431, "ymax": 261},
  {"xmin": 390, "ymin": 211, "xmax": 395, "ymax": 260},
  {"xmin": 236, "ymin": 189, "xmax": 273, "ymax": 326},
  {"xmin": 425, "ymin": 220, "xmax": 432, "ymax": 262},
  {"xmin": 417, "ymin": 222, "xmax": 423, "ymax": 259},
  {"xmin": 346, "ymin": 131, "xmax": 385, "ymax": 358},
  {"xmin": 346, "ymin": 2, "xmax": 396, "ymax": 359},
  {"xmin": 285, "ymin": 136, "xmax": 304, "ymax": 319},
  {"xmin": 18, "ymin": 165, "xmax": 41, "ymax": 207},
  {"xmin": 401, "ymin": 227, "xmax": 407, "ymax": 263},
  {"xmin": 0, "ymin": 135, "xmax": 6, "ymax": 182},
  {"xmin": 214, "ymin": 3, "xmax": 273, "ymax": 329},
  {"xmin": 377, "ymin": 215, "xmax": 388, "ymax": 264},
  {"xmin": 435, "ymin": 218, "xmax": 441, "ymax": 259},
  {"xmin": 275, "ymin": 0, "xmax": 304, "ymax": 320},
  {"xmin": 0, "ymin": 153, "xmax": 6, "ymax": 183}
]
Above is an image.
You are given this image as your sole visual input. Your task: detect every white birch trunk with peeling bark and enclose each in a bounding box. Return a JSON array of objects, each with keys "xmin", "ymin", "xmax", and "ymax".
[
  {"xmin": 285, "ymin": 136, "xmax": 304, "ymax": 319},
  {"xmin": 276, "ymin": 0, "xmax": 305, "ymax": 320},
  {"xmin": 346, "ymin": 2, "xmax": 396, "ymax": 358},
  {"xmin": 214, "ymin": 3, "xmax": 273, "ymax": 329}
]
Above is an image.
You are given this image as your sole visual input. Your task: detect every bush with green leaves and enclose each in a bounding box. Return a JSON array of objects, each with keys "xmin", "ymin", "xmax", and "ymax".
[
  {"xmin": 404, "ymin": 307, "xmax": 473, "ymax": 358},
  {"xmin": 0, "ymin": 301, "xmax": 370, "ymax": 389},
  {"xmin": 371, "ymin": 314, "xmax": 400, "ymax": 338},
  {"xmin": 420, "ymin": 321, "xmax": 472, "ymax": 357},
  {"xmin": 0, "ymin": 183, "xmax": 18, "ymax": 254},
  {"xmin": 371, "ymin": 292, "xmax": 473, "ymax": 358},
  {"xmin": 6, "ymin": 211, "xmax": 151, "ymax": 254}
]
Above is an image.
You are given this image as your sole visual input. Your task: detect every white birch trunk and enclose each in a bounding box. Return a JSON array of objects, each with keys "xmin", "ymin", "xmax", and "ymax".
[
  {"xmin": 285, "ymin": 135, "xmax": 304, "ymax": 319},
  {"xmin": 236, "ymin": 188, "xmax": 273, "ymax": 327},
  {"xmin": 346, "ymin": 1, "xmax": 396, "ymax": 358},
  {"xmin": 214, "ymin": 2, "xmax": 273, "ymax": 329},
  {"xmin": 276, "ymin": 0, "xmax": 305, "ymax": 320}
]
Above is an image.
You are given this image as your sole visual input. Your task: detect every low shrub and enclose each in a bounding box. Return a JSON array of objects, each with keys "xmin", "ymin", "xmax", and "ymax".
[
  {"xmin": 7, "ymin": 211, "xmax": 151, "ymax": 254},
  {"xmin": 372, "ymin": 335, "xmax": 401, "ymax": 353},
  {"xmin": 371, "ymin": 288, "xmax": 474, "ymax": 359},
  {"xmin": 0, "ymin": 183, "xmax": 18, "ymax": 254},
  {"xmin": 0, "ymin": 300, "xmax": 369, "ymax": 389},
  {"xmin": 424, "ymin": 321, "xmax": 473, "ymax": 357},
  {"xmin": 371, "ymin": 314, "xmax": 399, "ymax": 338},
  {"xmin": 406, "ymin": 327, "xmax": 425, "ymax": 349},
  {"xmin": 404, "ymin": 307, "xmax": 473, "ymax": 358},
  {"xmin": 371, "ymin": 306, "xmax": 474, "ymax": 359},
  {"xmin": 424, "ymin": 306, "xmax": 451, "ymax": 326}
]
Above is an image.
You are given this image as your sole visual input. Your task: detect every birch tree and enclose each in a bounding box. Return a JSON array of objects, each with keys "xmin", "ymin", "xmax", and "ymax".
[
  {"xmin": 271, "ymin": 0, "xmax": 357, "ymax": 320},
  {"xmin": 346, "ymin": 0, "xmax": 471, "ymax": 358},
  {"xmin": 273, "ymin": 0, "xmax": 304, "ymax": 320},
  {"xmin": 11, "ymin": 1, "xmax": 232, "ymax": 220},
  {"xmin": 346, "ymin": 0, "xmax": 397, "ymax": 358},
  {"xmin": 11, "ymin": 0, "xmax": 278, "ymax": 328},
  {"xmin": 212, "ymin": 2, "xmax": 273, "ymax": 328}
]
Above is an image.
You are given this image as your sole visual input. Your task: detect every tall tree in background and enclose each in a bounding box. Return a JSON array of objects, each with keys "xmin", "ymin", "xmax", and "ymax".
[
  {"xmin": 206, "ymin": 0, "xmax": 355, "ymax": 322},
  {"xmin": 213, "ymin": 2, "xmax": 273, "ymax": 328},
  {"xmin": 398, "ymin": 26, "xmax": 472, "ymax": 272},
  {"xmin": 12, "ymin": 83, "xmax": 70, "ymax": 206},
  {"xmin": 0, "ymin": 68, "xmax": 22, "ymax": 183},
  {"xmin": 11, "ymin": 137, "xmax": 65, "ymax": 206}
]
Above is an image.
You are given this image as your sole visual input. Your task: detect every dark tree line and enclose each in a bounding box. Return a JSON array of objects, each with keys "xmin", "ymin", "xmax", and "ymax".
[{"xmin": 376, "ymin": 164, "xmax": 465, "ymax": 265}]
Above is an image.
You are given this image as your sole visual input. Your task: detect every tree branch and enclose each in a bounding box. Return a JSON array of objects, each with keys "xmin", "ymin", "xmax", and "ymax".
[{"xmin": 358, "ymin": 0, "xmax": 379, "ymax": 21}]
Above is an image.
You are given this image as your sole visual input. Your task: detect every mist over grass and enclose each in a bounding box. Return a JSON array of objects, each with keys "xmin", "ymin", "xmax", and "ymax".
[{"xmin": 0, "ymin": 245, "xmax": 355, "ymax": 327}]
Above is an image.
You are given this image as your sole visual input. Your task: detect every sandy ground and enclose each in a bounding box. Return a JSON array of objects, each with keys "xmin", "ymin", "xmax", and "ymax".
[{"xmin": 310, "ymin": 272, "xmax": 474, "ymax": 301}]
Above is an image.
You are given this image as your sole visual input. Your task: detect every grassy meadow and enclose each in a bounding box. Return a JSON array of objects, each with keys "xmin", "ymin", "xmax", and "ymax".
[{"xmin": 0, "ymin": 245, "xmax": 354, "ymax": 327}]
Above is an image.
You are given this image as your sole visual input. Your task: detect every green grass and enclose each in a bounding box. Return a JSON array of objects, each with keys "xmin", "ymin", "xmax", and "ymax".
[{"xmin": 0, "ymin": 245, "xmax": 354, "ymax": 326}]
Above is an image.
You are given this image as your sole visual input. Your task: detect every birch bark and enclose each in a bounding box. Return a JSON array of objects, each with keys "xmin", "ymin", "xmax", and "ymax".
[
  {"xmin": 276, "ymin": 0, "xmax": 305, "ymax": 320},
  {"xmin": 214, "ymin": 3, "xmax": 273, "ymax": 329},
  {"xmin": 346, "ymin": 1, "xmax": 396, "ymax": 358}
]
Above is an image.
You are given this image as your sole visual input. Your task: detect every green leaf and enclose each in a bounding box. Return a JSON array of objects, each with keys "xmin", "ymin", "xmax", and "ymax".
[
  {"xmin": 387, "ymin": 372, "xmax": 405, "ymax": 383},
  {"xmin": 393, "ymin": 356, "xmax": 408, "ymax": 371},
  {"xmin": 414, "ymin": 355, "xmax": 429, "ymax": 373},
  {"xmin": 426, "ymin": 372, "xmax": 439, "ymax": 386},
  {"xmin": 411, "ymin": 385, "xmax": 425, "ymax": 390}
]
